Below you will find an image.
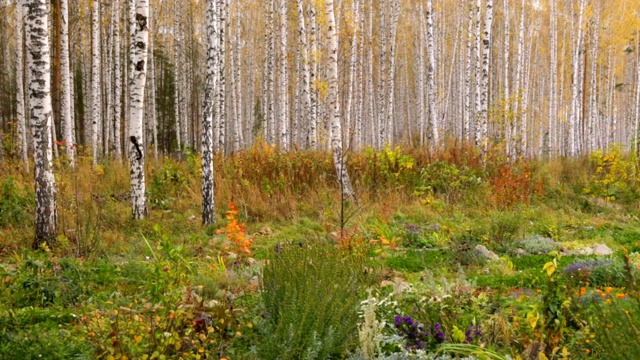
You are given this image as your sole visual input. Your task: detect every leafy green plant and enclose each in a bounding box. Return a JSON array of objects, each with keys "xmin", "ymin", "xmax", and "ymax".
[
  {"xmin": 584, "ymin": 145, "xmax": 639, "ymax": 203},
  {"xmin": 259, "ymin": 243, "xmax": 368, "ymax": 359},
  {"xmin": 487, "ymin": 212, "xmax": 523, "ymax": 252},
  {"xmin": 148, "ymin": 161, "xmax": 187, "ymax": 209},
  {"xmin": 416, "ymin": 161, "xmax": 482, "ymax": 203},
  {"xmin": 0, "ymin": 176, "xmax": 33, "ymax": 228}
]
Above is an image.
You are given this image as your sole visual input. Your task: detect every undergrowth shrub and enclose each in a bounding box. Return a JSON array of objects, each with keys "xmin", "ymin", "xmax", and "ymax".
[
  {"xmin": 415, "ymin": 161, "xmax": 482, "ymax": 203},
  {"xmin": 259, "ymin": 243, "xmax": 368, "ymax": 359},
  {"xmin": 509, "ymin": 235, "xmax": 561, "ymax": 256},
  {"xmin": 148, "ymin": 160, "xmax": 187, "ymax": 209},
  {"xmin": 0, "ymin": 176, "xmax": 33, "ymax": 228},
  {"xmin": 584, "ymin": 145, "xmax": 638, "ymax": 203},
  {"xmin": 563, "ymin": 257, "xmax": 627, "ymax": 287},
  {"xmin": 487, "ymin": 212, "xmax": 524, "ymax": 252},
  {"xmin": 487, "ymin": 163, "xmax": 545, "ymax": 209}
]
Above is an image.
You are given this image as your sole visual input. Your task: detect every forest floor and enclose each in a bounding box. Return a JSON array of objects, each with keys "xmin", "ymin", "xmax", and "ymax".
[{"xmin": 2, "ymin": 144, "xmax": 640, "ymax": 359}]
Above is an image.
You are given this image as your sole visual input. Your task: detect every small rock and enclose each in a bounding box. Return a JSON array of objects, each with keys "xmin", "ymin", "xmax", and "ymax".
[
  {"xmin": 475, "ymin": 245, "xmax": 499, "ymax": 260},
  {"xmin": 561, "ymin": 250, "xmax": 580, "ymax": 256},
  {"xmin": 515, "ymin": 248, "xmax": 528, "ymax": 257},
  {"xmin": 380, "ymin": 280, "xmax": 394, "ymax": 287},
  {"xmin": 260, "ymin": 226, "xmax": 273, "ymax": 236},
  {"xmin": 592, "ymin": 243, "xmax": 613, "ymax": 256},
  {"xmin": 579, "ymin": 247, "xmax": 594, "ymax": 256},
  {"xmin": 188, "ymin": 215, "xmax": 196, "ymax": 221}
]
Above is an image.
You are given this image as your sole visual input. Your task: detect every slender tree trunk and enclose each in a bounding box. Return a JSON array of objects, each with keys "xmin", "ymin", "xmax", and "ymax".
[
  {"xmin": 326, "ymin": 0, "xmax": 354, "ymax": 200},
  {"xmin": 514, "ymin": 0, "xmax": 524, "ymax": 157},
  {"xmin": 16, "ymin": 1, "xmax": 29, "ymax": 173},
  {"xmin": 548, "ymin": 0, "xmax": 557, "ymax": 157},
  {"xmin": 202, "ymin": 0, "xmax": 217, "ymax": 226},
  {"xmin": 569, "ymin": 0, "xmax": 586, "ymax": 157},
  {"xmin": 129, "ymin": 0, "xmax": 149, "ymax": 220},
  {"xmin": 113, "ymin": 0, "xmax": 123, "ymax": 160},
  {"xmin": 25, "ymin": 0, "xmax": 58, "ymax": 248},
  {"xmin": 308, "ymin": 1, "xmax": 318, "ymax": 149},
  {"xmin": 417, "ymin": 4, "xmax": 426, "ymax": 146},
  {"xmin": 91, "ymin": 0, "xmax": 101, "ymax": 164},
  {"xmin": 385, "ymin": 0, "xmax": 400, "ymax": 145},
  {"xmin": 266, "ymin": 0, "xmax": 276, "ymax": 145},
  {"xmin": 464, "ymin": 0, "xmax": 473, "ymax": 142},
  {"xmin": 278, "ymin": 0, "xmax": 288, "ymax": 149},
  {"xmin": 426, "ymin": 0, "xmax": 438, "ymax": 147},
  {"xmin": 216, "ymin": 0, "xmax": 227, "ymax": 153},
  {"xmin": 173, "ymin": 0, "xmax": 183, "ymax": 157},
  {"xmin": 478, "ymin": 0, "xmax": 493, "ymax": 151},
  {"xmin": 588, "ymin": 2, "xmax": 600, "ymax": 154},
  {"xmin": 296, "ymin": 0, "xmax": 311, "ymax": 150},
  {"xmin": 59, "ymin": 0, "xmax": 74, "ymax": 166},
  {"xmin": 344, "ymin": 0, "xmax": 360, "ymax": 150}
]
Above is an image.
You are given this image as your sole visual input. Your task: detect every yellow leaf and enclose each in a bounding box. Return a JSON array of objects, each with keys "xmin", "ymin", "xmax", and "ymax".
[
  {"xmin": 562, "ymin": 347, "xmax": 570, "ymax": 358},
  {"xmin": 543, "ymin": 261, "xmax": 557, "ymax": 277},
  {"xmin": 538, "ymin": 353, "xmax": 549, "ymax": 360},
  {"xmin": 527, "ymin": 311, "xmax": 539, "ymax": 330}
]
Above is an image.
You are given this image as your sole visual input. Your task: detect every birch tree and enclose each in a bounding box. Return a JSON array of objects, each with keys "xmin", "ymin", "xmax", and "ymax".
[
  {"xmin": 478, "ymin": 0, "xmax": 493, "ymax": 150},
  {"xmin": 25, "ymin": 0, "xmax": 58, "ymax": 248},
  {"xmin": 91, "ymin": 0, "xmax": 101, "ymax": 164},
  {"xmin": 296, "ymin": 0, "xmax": 311, "ymax": 150},
  {"xmin": 113, "ymin": 0, "xmax": 123, "ymax": 159},
  {"xmin": 59, "ymin": 0, "xmax": 74, "ymax": 166},
  {"xmin": 426, "ymin": 0, "xmax": 438, "ymax": 146},
  {"xmin": 277, "ymin": 0, "xmax": 289, "ymax": 150},
  {"xmin": 129, "ymin": 0, "xmax": 149, "ymax": 220},
  {"xmin": 326, "ymin": 0, "xmax": 354, "ymax": 200},
  {"xmin": 569, "ymin": 0, "xmax": 586, "ymax": 157},
  {"xmin": 202, "ymin": 0, "xmax": 217, "ymax": 225},
  {"xmin": 15, "ymin": 0, "xmax": 29, "ymax": 172},
  {"xmin": 384, "ymin": 0, "xmax": 400, "ymax": 145}
]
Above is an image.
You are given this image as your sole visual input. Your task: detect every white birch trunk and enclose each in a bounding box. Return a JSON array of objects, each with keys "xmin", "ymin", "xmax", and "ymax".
[
  {"xmin": 588, "ymin": 3, "xmax": 600, "ymax": 154},
  {"xmin": 478, "ymin": 0, "xmax": 492, "ymax": 151},
  {"xmin": 308, "ymin": 1, "xmax": 319, "ymax": 149},
  {"xmin": 344, "ymin": 0, "xmax": 360, "ymax": 150},
  {"xmin": 464, "ymin": 0, "xmax": 473, "ymax": 142},
  {"xmin": 113, "ymin": 0, "xmax": 123, "ymax": 159},
  {"xmin": 326, "ymin": 0, "xmax": 354, "ymax": 200},
  {"xmin": 25, "ymin": 0, "xmax": 58, "ymax": 247},
  {"xmin": 385, "ymin": 0, "xmax": 400, "ymax": 145},
  {"xmin": 202, "ymin": 0, "xmax": 217, "ymax": 225},
  {"xmin": 266, "ymin": 0, "xmax": 276, "ymax": 145},
  {"xmin": 278, "ymin": 0, "xmax": 288, "ymax": 150},
  {"xmin": 217, "ymin": 0, "xmax": 227, "ymax": 153},
  {"xmin": 569, "ymin": 0, "xmax": 586, "ymax": 157},
  {"xmin": 296, "ymin": 0, "xmax": 311, "ymax": 150},
  {"xmin": 548, "ymin": 0, "xmax": 557, "ymax": 157},
  {"xmin": 59, "ymin": 0, "xmax": 74, "ymax": 166},
  {"xmin": 173, "ymin": 0, "xmax": 183, "ymax": 157},
  {"xmin": 91, "ymin": 0, "xmax": 101, "ymax": 164},
  {"xmin": 417, "ymin": 3, "xmax": 426, "ymax": 146},
  {"xmin": 129, "ymin": 0, "xmax": 149, "ymax": 220},
  {"xmin": 15, "ymin": 1, "xmax": 29, "ymax": 172},
  {"xmin": 426, "ymin": 0, "xmax": 438, "ymax": 147},
  {"xmin": 514, "ymin": 0, "xmax": 524, "ymax": 157}
]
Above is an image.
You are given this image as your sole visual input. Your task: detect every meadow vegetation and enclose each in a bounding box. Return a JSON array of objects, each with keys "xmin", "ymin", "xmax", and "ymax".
[{"xmin": 2, "ymin": 143, "xmax": 640, "ymax": 359}]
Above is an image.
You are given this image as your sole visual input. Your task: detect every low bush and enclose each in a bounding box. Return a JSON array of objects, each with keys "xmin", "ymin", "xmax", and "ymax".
[{"xmin": 259, "ymin": 243, "xmax": 368, "ymax": 359}]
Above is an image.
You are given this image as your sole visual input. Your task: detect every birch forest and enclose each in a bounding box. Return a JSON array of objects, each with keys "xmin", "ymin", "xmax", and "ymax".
[
  {"xmin": 1, "ymin": 0, "xmax": 640, "ymax": 163},
  {"xmin": 3, "ymin": 0, "xmax": 640, "ymax": 359}
]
